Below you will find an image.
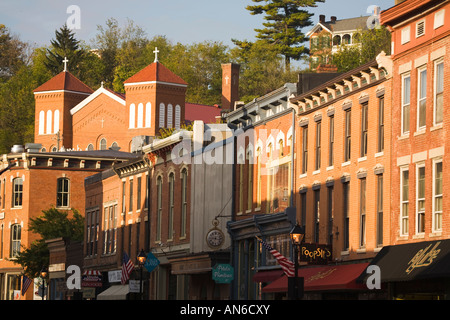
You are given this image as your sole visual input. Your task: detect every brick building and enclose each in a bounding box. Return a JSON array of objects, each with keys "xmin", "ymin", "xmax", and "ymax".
[
  {"xmin": 0, "ymin": 147, "xmax": 136, "ymax": 300},
  {"xmin": 360, "ymin": 0, "xmax": 450, "ymax": 299}
]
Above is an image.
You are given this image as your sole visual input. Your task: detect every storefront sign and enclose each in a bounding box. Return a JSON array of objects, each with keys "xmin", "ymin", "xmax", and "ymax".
[
  {"xmin": 82, "ymin": 270, "xmax": 103, "ymax": 288},
  {"xmin": 299, "ymin": 243, "xmax": 332, "ymax": 264},
  {"xmin": 129, "ymin": 280, "xmax": 140, "ymax": 293},
  {"xmin": 144, "ymin": 252, "xmax": 160, "ymax": 273},
  {"xmin": 406, "ymin": 241, "xmax": 441, "ymax": 274},
  {"xmin": 212, "ymin": 264, "xmax": 234, "ymax": 283}
]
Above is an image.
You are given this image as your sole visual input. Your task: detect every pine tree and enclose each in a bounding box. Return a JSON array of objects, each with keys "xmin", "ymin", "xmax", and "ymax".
[
  {"xmin": 246, "ymin": 0, "xmax": 325, "ymax": 70},
  {"xmin": 44, "ymin": 24, "xmax": 85, "ymax": 76}
]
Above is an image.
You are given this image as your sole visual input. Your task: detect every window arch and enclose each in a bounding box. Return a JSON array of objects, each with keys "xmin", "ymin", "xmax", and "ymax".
[
  {"xmin": 129, "ymin": 103, "xmax": 136, "ymax": 128},
  {"xmin": 145, "ymin": 102, "xmax": 151, "ymax": 128},
  {"xmin": 137, "ymin": 103, "xmax": 144, "ymax": 128},
  {"xmin": 57, "ymin": 177, "xmax": 70, "ymax": 207},
  {"xmin": 86, "ymin": 144, "xmax": 94, "ymax": 151},
  {"xmin": 100, "ymin": 138, "xmax": 107, "ymax": 150},
  {"xmin": 181, "ymin": 168, "xmax": 188, "ymax": 238},
  {"xmin": 175, "ymin": 105, "xmax": 181, "ymax": 129},
  {"xmin": 167, "ymin": 104, "xmax": 173, "ymax": 128},
  {"xmin": 10, "ymin": 224, "xmax": 21, "ymax": 258},
  {"xmin": 54, "ymin": 109, "xmax": 60, "ymax": 134},
  {"xmin": 159, "ymin": 103, "xmax": 165, "ymax": 128},
  {"xmin": 39, "ymin": 111, "xmax": 45, "ymax": 135},
  {"xmin": 46, "ymin": 110, "xmax": 52, "ymax": 134},
  {"xmin": 156, "ymin": 176, "xmax": 163, "ymax": 241},
  {"xmin": 168, "ymin": 172, "xmax": 175, "ymax": 239}
]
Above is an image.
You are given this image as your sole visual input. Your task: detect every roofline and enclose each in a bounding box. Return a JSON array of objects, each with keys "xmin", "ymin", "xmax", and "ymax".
[
  {"xmin": 70, "ymin": 87, "xmax": 126, "ymax": 115},
  {"xmin": 306, "ymin": 22, "xmax": 332, "ymax": 37},
  {"xmin": 124, "ymin": 80, "xmax": 188, "ymax": 88},
  {"xmin": 33, "ymin": 89, "xmax": 92, "ymax": 96},
  {"xmin": 380, "ymin": 0, "xmax": 448, "ymax": 27}
]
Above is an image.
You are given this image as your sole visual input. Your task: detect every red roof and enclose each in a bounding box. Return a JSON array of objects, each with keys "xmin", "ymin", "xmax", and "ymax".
[
  {"xmin": 33, "ymin": 71, "xmax": 94, "ymax": 94},
  {"xmin": 185, "ymin": 103, "xmax": 222, "ymax": 124},
  {"xmin": 124, "ymin": 62, "xmax": 187, "ymax": 85}
]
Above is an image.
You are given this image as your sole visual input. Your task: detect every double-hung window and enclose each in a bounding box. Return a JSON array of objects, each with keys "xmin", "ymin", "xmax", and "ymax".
[
  {"xmin": 433, "ymin": 160, "xmax": 443, "ymax": 232},
  {"xmin": 416, "ymin": 164, "xmax": 426, "ymax": 234},
  {"xmin": 434, "ymin": 59, "xmax": 444, "ymax": 125},
  {"xmin": 402, "ymin": 74, "xmax": 411, "ymax": 135},
  {"xmin": 57, "ymin": 178, "xmax": 70, "ymax": 207},
  {"xmin": 417, "ymin": 67, "xmax": 427, "ymax": 130},
  {"xmin": 400, "ymin": 167, "xmax": 409, "ymax": 236}
]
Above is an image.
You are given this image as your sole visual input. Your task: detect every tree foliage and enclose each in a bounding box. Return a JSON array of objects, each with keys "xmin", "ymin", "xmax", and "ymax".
[
  {"xmin": 246, "ymin": 0, "xmax": 325, "ymax": 69},
  {"xmin": 330, "ymin": 26, "xmax": 391, "ymax": 72},
  {"xmin": 14, "ymin": 208, "xmax": 84, "ymax": 278}
]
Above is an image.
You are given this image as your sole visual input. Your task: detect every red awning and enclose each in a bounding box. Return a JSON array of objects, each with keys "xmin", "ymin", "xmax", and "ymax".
[
  {"xmin": 262, "ymin": 263, "xmax": 369, "ymax": 293},
  {"xmin": 253, "ymin": 270, "xmax": 285, "ymax": 283}
]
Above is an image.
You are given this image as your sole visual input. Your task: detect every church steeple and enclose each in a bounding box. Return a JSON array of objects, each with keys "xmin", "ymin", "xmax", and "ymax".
[
  {"xmin": 123, "ymin": 48, "xmax": 187, "ymax": 137},
  {"xmin": 33, "ymin": 64, "xmax": 93, "ymax": 151}
]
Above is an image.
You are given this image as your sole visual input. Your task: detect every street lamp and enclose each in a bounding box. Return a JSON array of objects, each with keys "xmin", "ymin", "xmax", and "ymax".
[
  {"xmin": 289, "ymin": 224, "xmax": 305, "ymax": 300},
  {"xmin": 40, "ymin": 266, "xmax": 48, "ymax": 300},
  {"xmin": 138, "ymin": 249, "xmax": 147, "ymax": 300}
]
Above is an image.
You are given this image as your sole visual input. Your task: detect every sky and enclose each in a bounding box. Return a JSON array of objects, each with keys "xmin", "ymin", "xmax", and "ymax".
[{"xmin": 1, "ymin": 0, "xmax": 395, "ymax": 49}]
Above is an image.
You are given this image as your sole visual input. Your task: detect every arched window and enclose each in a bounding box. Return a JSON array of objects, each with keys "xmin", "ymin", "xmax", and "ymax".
[
  {"xmin": 57, "ymin": 178, "xmax": 70, "ymax": 207},
  {"xmin": 175, "ymin": 105, "xmax": 181, "ymax": 129},
  {"xmin": 145, "ymin": 102, "xmax": 151, "ymax": 128},
  {"xmin": 167, "ymin": 104, "xmax": 173, "ymax": 128},
  {"xmin": 39, "ymin": 111, "xmax": 45, "ymax": 135},
  {"xmin": 54, "ymin": 110, "xmax": 60, "ymax": 134},
  {"xmin": 156, "ymin": 176, "xmax": 163, "ymax": 241},
  {"xmin": 100, "ymin": 138, "xmax": 107, "ymax": 150},
  {"xmin": 159, "ymin": 103, "xmax": 165, "ymax": 128},
  {"xmin": 137, "ymin": 103, "xmax": 144, "ymax": 128},
  {"xmin": 181, "ymin": 168, "xmax": 187, "ymax": 238},
  {"xmin": 86, "ymin": 144, "xmax": 94, "ymax": 151},
  {"xmin": 10, "ymin": 224, "xmax": 21, "ymax": 258},
  {"xmin": 129, "ymin": 103, "xmax": 136, "ymax": 128},
  {"xmin": 12, "ymin": 178, "xmax": 23, "ymax": 208},
  {"xmin": 168, "ymin": 173, "xmax": 175, "ymax": 239},
  {"xmin": 46, "ymin": 110, "xmax": 52, "ymax": 134}
]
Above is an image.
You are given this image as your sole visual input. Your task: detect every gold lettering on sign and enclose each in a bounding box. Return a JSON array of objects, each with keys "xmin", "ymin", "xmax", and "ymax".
[{"xmin": 406, "ymin": 242, "xmax": 441, "ymax": 274}]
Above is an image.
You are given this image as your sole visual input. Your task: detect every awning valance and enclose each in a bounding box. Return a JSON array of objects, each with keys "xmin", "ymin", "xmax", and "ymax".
[
  {"xmin": 253, "ymin": 270, "xmax": 284, "ymax": 283},
  {"xmin": 357, "ymin": 239, "xmax": 450, "ymax": 283},
  {"xmin": 96, "ymin": 285, "xmax": 129, "ymax": 300},
  {"xmin": 262, "ymin": 263, "xmax": 369, "ymax": 293}
]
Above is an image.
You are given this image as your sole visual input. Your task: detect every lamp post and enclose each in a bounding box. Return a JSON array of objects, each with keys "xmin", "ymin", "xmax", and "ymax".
[
  {"xmin": 137, "ymin": 249, "xmax": 147, "ymax": 300},
  {"xmin": 40, "ymin": 266, "xmax": 48, "ymax": 300},
  {"xmin": 289, "ymin": 224, "xmax": 305, "ymax": 300}
]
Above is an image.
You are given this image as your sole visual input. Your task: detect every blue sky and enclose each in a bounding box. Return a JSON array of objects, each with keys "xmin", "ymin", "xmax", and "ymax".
[{"xmin": 0, "ymin": 0, "xmax": 395, "ymax": 48}]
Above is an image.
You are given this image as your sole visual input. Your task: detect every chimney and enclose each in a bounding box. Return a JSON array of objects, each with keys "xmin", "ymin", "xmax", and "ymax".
[
  {"xmin": 395, "ymin": 0, "xmax": 406, "ymax": 4},
  {"xmin": 331, "ymin": 16, "xmax": 337, "ymax": 23},
  {"xmin": 319, "ymin": 15, "xmax": 325, "ymax": 23},
  {"xmin": 221, "ymin": 63, "xmax": 240, "ymax": 112}
]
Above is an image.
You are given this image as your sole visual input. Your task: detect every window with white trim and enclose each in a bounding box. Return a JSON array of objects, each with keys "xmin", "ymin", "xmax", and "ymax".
[
  {"xmin": 145, "ymin": 102, "xmax": 151, "ymax": 128},
  {"xmin": 434, "ymin": 59, "xmax": 444, "ymax": 125},
  {"xmin": 401, "ymin": 73, "xmax": 411, "ymax": 135},
  {"xmin": 159, "ymin": 103, "xmax": 165, "ymax": 128},
  {"xmin": 12, "ymin": 178, "xmax": 23, "ymax": 208},
  {"xmin": 400, "ymin": 167, "xmax": 409, "ymax": 236},
  {"xmin": 167, "ymin": 104, "xmax": 173, "ymax": 128},
  {"xmin": 416, "ymin": 164, "xmax": 425, "ymax": 234},
  {"xmin": 129, "ymin": 103, "xmax": 135, "ymax": 128},
  {"xmin": 10, "ymin": 224, "xmax": 21, "ymax": 258},
  {"xmin": 56, "ymin": 177, "xmax": 70, "ymax": 208},
  {"xmin": 417, "ymin": 67, "xmax": 427, "ymax": 130},
  {"xmin": 433, "ymin": 159, "xmax": 443, "ymax": 232},
  {"xmin": 137, "ymin": 103, "xmax": 144, "ymax": 128}
]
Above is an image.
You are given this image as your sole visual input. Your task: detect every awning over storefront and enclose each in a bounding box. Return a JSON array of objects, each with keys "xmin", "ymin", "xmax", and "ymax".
[
  {"xmin": 253, "ymin": 270, "xmax": 284, "ymax": 283},
  {"xmin": 96, "ymin": 285, "xmax": 129, "ymax": 300},
  {"xmin": 262, "ymin": 263, "xmax": 369, "ymax": 293},
  {"xmin": 357, "ymin": 239, "xmax": 450, "ymax": 283}
]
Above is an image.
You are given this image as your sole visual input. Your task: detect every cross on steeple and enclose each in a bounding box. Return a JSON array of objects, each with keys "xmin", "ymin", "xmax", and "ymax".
[
  {"xmin": 153, "ymin": 47, "xmax": 159, "ymax": 62},
  {"xmin": 63, "ymin": 57, "xmax": 69, "ymax": 72}
]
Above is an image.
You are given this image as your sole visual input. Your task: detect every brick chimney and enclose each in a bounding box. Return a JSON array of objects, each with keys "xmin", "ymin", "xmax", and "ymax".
[
  {"xmin": 331, "ymin": 16, "xmax": 337, "ymax": 23},
  {"xmin": 221, "ymin": 63, "xmax": 240, "ymax": 111},
  {"xmin": 319, "ymin": 15, "xmax": 325, "ymax": 23}
]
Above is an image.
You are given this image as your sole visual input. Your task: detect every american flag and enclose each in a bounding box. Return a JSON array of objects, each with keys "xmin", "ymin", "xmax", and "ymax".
[
  {"xmin": 22, "ymin": 275, "xmax": 32, "ymax": 296},
  {"xmin": 121, "ymin": 252, "xmax": 135, "ymax": 285},
  {"xmin": 257, "ymin": 237, "xmax": 295, "ymax": 277}
]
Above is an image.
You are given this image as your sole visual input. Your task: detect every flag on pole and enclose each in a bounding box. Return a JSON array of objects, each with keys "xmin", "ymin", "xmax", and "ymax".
[
  {"xmin": 22, "ymin": 275, "xmax": 32, "ymax": 296},
  {"xmin": 257, "ymin": 237, "xmax": 295, "ymax": 277},
  {"xmin": 121, "ymin": 252, "xmax": 134, "ymax": 285}
]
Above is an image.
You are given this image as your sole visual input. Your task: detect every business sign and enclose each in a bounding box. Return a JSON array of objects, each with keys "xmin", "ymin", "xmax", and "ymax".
[
  {"xmin": 82, "ymin": 270, "xmax": 103, "ymax": 287},
  {"xmin": 212, "ymin": 264, "xmax": 234, "ymax": 284},
  {"xmin": 144, "ymin": 252, "xmax": 160, "ymax": 273},
  {"xmin": 299, "ymin": 243, "xmax": 332, "ymax": 265},
  {"xmin": 129, "ymin": 280, "xmax": 140, "ymax": 293}
]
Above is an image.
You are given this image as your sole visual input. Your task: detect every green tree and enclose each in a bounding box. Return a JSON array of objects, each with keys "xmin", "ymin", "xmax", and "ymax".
[
  {"xmin": 230, "ymin": 40, "xmax": 298, "ymax": 102},
  {"xmin": 14, "ymin": 208, "xmax": 84, "ymax": 278},
  {"xmin": 246, "ymin": 0, "xmax": 325, "ymax": 70},
  {"xmin": 0, "ymin": 24, "xmax": 28, "ymax": 82},
  {"xmin": 45, "ymin": 24, "xmax": 85, "ymax": 77},
  {"xmin": 330, "ymin": 26, "xmax": 391, "ymax": 72}
]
